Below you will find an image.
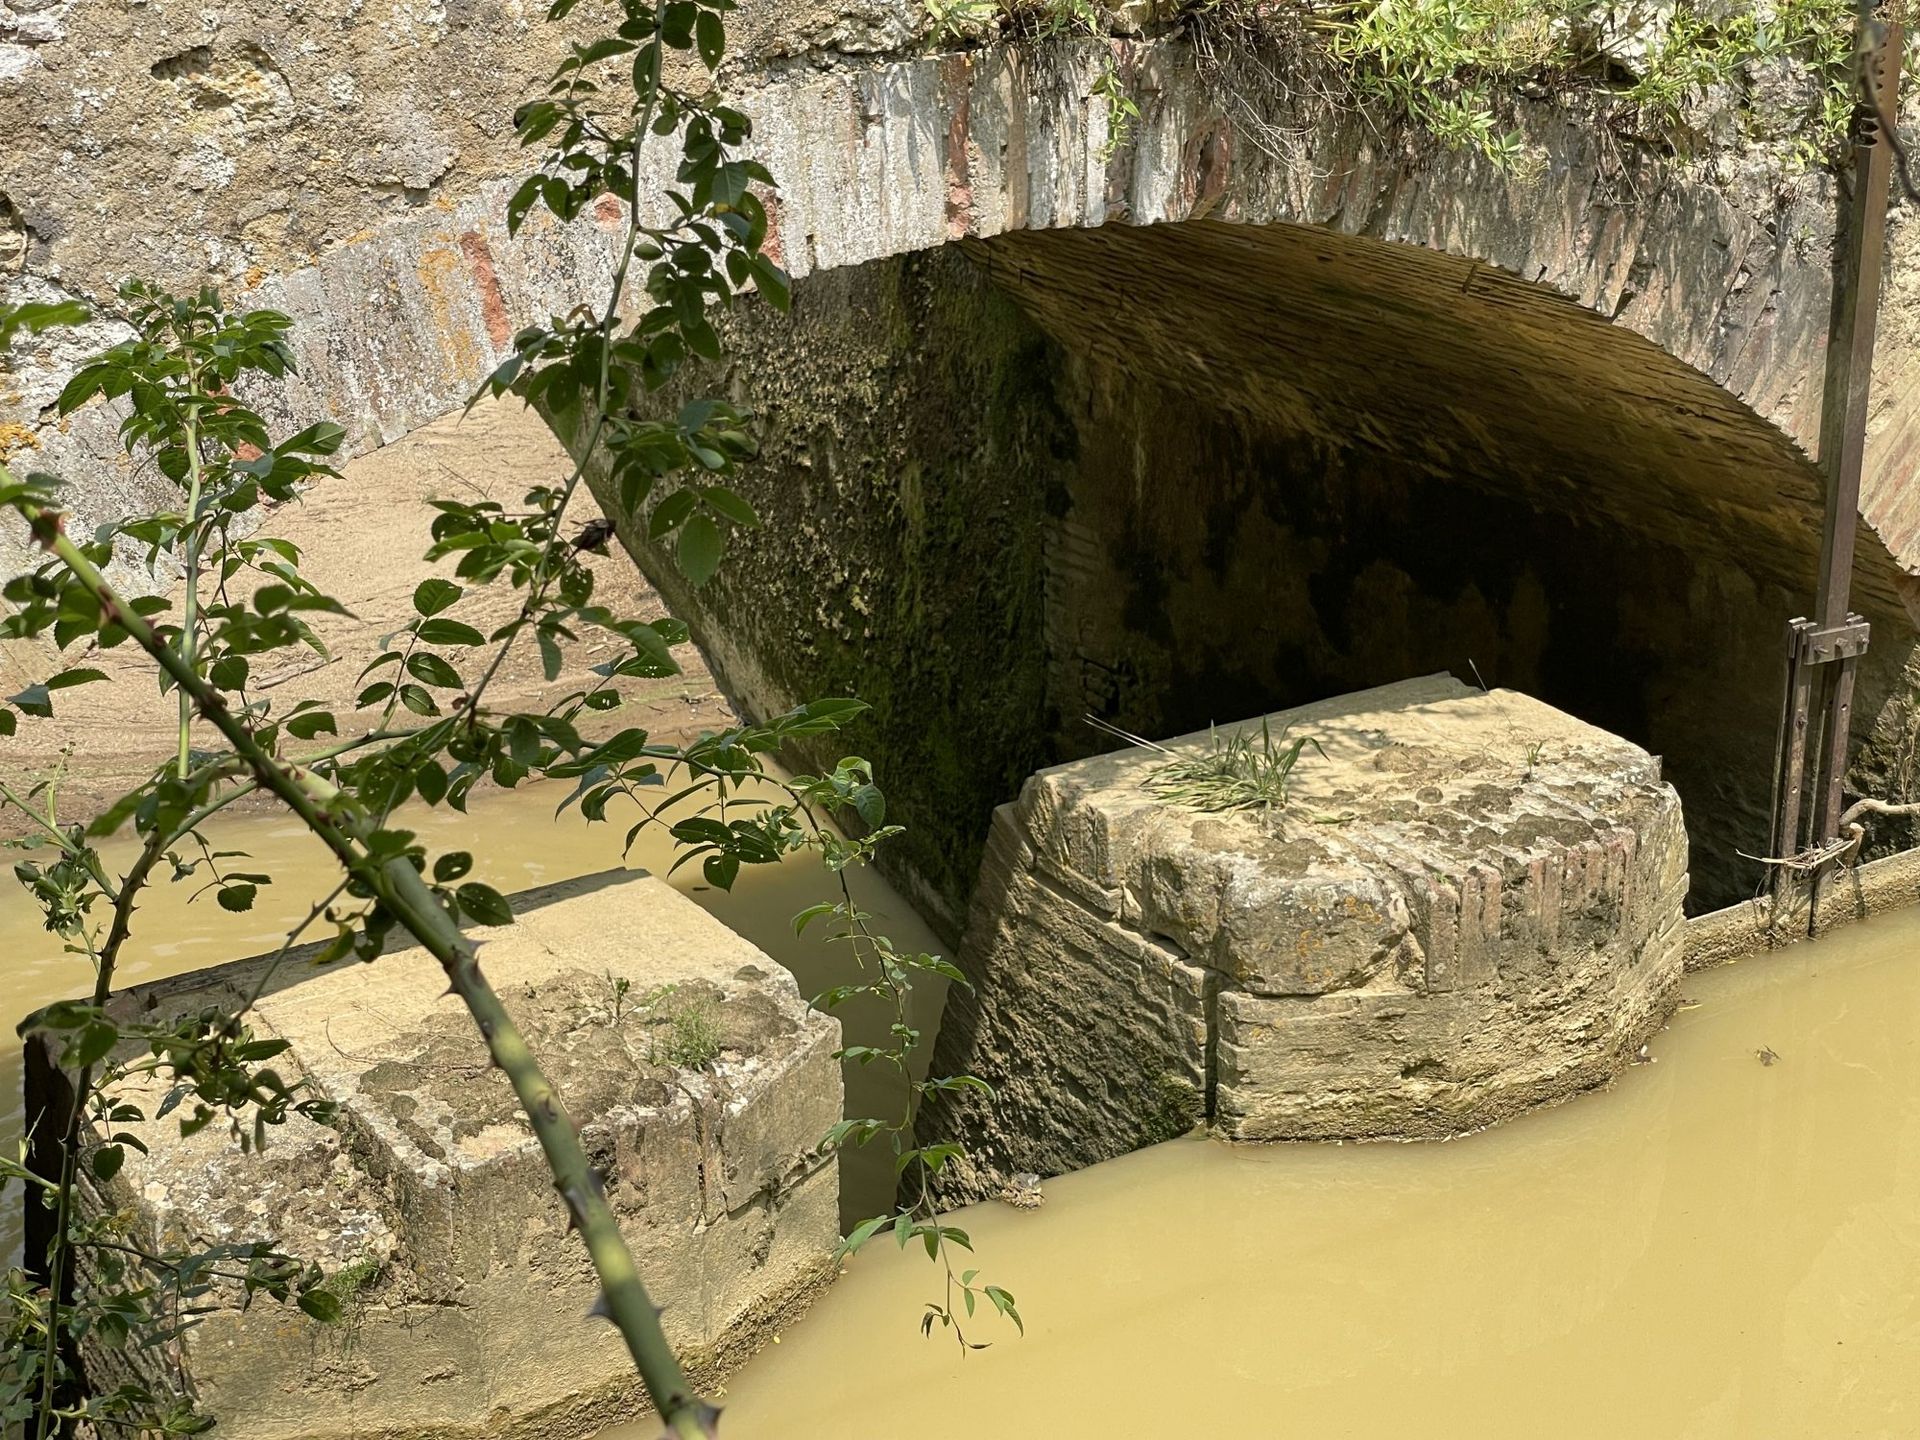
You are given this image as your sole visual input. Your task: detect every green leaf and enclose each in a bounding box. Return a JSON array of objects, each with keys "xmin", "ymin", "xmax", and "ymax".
[
  {"xmin": 217, "ymin": 883, "xmax": 258, "ymax": 913},
  {"xmin": 507, "ymin": 175, "xmax": 543, "ymax": 236},
  {"xmin": 985, "ymin": 1285, "xmax": 1023, "ymax": 1335},
  {"xmin": 210, "ymin": 654, "xmax": 250, "ymax": 691},
  {"xmin": 399, "ymin": 684, "xmax": 439, "ymax": 716},
  {"xmin": 792, "ymin": 901, "xmax": 837, "ymax": 935},
  {"xmin": 45, "ymin": 666, "xmax": 108, "ymax": 691},
  {"xmin": 0, "ymin": 298, "xmax": 87, "ymax": 351},
  {"xmin": 281, "ymin": 420, "xmax": 348, "ymax": 457},
  {"xmin": 702, "ymin": 852, "xmax": 739, "ymax": 891},
  {"xmin": 412, "ymin": 578, "xmax": 462, "ymax": 617},
  {"xmin": 406, "ymin": 652, "xmax": 464, "ymax": 689},
  {"xmin": 648, "ymin": 488, "xmax": 697, "ymax": 539},
  {"xmin": 698, "ymin": 485, "xmax": 758, "ymax": 527},
  {"xmin": 695, "ymin": 8, "xmax": 724, "ymax": 68},
  {"xmin": 838, "ymin": 1212, "xmax": 892, "ymax": 1257},
  {"xmin": 849, "ymin": 782, "xmax": 885, "ymax": 828},
  {"xmin": 433, "ymin": 851, "xmax": 474, "ymax": 883},
  {"xmin": 91, "ymin": 1144, "xmax": 126, "ymax": 1183},
  {"xmin": 8, "ymin": 683, "xmax": 51, "ymax": 717},
  {"xmin": 416, "ymin": 617, "xmax": 485, "ymax": 647},
  {"xmin": 677, "ymin": 513, "xmax": 722, "ymax": 587},
  {"xmin": 286, "ymin": 710, "xmax": 338, "ymax": 740},
  {"xmin": 413, "ymin": 758, "xmax": 448, "ymax": 806},
  {"xmin": 662, "ymin": 0, "xmax": 696, "ymax": 48},
  {"xmin": 456, "ymin": 882, "xmax": 513, "ymax": 926},
  {"xmin": 298, "ymin": 1289, "xmax": 342, "ymax": 1323},
  {"xmin": 70, "ymin": 1019, "xmax": 118, "ymax": 1069}
]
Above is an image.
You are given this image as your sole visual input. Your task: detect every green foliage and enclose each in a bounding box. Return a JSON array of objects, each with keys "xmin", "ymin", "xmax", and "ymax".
[
  {"xmin": 1153, "ymin": 719, "xmax": 1321, "ymax": 811},
  {"xmin": 1323, "ymin": 0, "xmax": 1864, "ymax": 166},
  {"xmin": 1101, "ymin": 715, "xmax": 1325, "ymax": 812},
  {"xmin": 1139, "ymin": 1070, "xmax": 1203, "ymax": 1143},
  {"xmin": 0, "ymin": 0, "xmax": 1020, "ymax": 1423},
  {"xmin": 924, "ymin": 0, "xmax": 1870, "ymax": 169},
  {"xmin": 656, "ymin": 990, "xmax": 721, "ymax": 1075}
]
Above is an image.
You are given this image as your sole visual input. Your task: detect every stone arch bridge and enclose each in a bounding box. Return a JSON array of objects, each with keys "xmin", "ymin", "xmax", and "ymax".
[{"xmin": 5, "ymin": 4, "xmax": 1920, "ymax": 919}]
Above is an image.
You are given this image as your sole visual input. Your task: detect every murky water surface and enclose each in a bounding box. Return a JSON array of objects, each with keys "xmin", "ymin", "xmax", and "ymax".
[
  {"xmin": 9, "ymin": 784, "xmax": 1920, "ymax": 1438},
  {"xmin": 697, "ymin": 909, "xmax": 1920, "ymax": 1440},
  {"xmin": 1, "ymin": 778, "xmax": 946, "ymax": 1258}
]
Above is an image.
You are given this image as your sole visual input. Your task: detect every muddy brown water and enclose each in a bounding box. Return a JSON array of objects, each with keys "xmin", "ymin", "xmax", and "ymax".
[
  {"xmin": 0, "ymin": 776, "xmax": 947, "ymax": 1262},
  {"xmin": 690, "ymin": 908, "xmax": 1920, "ymax": 1439},
  {"xmin": 8, "ymin": 783, "xmax": 1920, "ymax": 1437}
]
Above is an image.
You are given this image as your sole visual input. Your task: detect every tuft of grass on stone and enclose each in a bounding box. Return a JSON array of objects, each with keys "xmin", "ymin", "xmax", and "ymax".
[
  {"xmin": 1088, "ymin": 713, "xmax": 1326, "ymax": 813},
  {"xmin": 1146, "ymin": 717, "xmax": 1324, "ymax": 813},
  {"xmin": 639, "ymin": 984, "xmax": 723, "ymax": 1069}
]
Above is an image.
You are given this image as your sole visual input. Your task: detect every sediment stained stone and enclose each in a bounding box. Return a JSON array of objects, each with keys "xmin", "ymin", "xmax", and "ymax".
[
  {"xmin": 926, "ymin": 675, "xmax": 1688, "ymax": 1197},
  {"xmin": 26, "ymin": 871, "xmax": 842, "ymax": 1440}
]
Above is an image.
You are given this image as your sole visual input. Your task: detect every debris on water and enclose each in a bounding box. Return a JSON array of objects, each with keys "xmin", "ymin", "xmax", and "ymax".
[
  {"xmin": 1630, "ymin": 1043, "xmax": 1655, "ymax": 1065},
  {"xmin": 1757, "ymin": 1046, "xmax": 1780, "ymax": 1066},
  {"xmin": 997, "ymin": 1172, "xmax": 1045, "ymax": 1210}
]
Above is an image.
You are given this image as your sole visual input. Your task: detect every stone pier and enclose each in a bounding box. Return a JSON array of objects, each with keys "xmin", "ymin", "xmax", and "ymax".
[
  {"xmin": 29, "ymin": 871, "xmax": 841, "ymax": 1440},
  {"xmin": 926, "ymin": 675, "xmax": 1689, "ymax": 1197}
]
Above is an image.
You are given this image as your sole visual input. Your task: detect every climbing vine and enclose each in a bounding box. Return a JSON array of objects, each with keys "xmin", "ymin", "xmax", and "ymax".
[{"xmin": 0, "ymin": 0, "xmax": 1015, "ymax": 1434}]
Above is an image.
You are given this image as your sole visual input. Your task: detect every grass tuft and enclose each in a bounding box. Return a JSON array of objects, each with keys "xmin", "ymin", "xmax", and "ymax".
[{"xmin": 1090, "ymin": 714, "xmax": 1324, "ymax": 813}]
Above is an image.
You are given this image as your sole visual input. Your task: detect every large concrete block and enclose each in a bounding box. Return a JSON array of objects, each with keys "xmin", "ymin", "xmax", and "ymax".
[
  {"xmin": 36, "ymin": 871, "xmax": 841, "ymax": 1440},
  {"xmin": 928, "ymin": 675, "xmax": 1688, "ymax": 1192}
]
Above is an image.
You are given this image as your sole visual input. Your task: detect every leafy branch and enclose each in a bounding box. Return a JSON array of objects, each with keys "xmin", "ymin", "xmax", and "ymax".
[{"xmin": 1, "ymin": 0, "xmax": 1021, "ymax": 1430}]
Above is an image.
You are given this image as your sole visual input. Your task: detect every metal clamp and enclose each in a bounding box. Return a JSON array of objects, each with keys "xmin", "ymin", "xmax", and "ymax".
[{"xmin": 1791, "ymin": 616, "xmax": 1871, "ymax": 665}]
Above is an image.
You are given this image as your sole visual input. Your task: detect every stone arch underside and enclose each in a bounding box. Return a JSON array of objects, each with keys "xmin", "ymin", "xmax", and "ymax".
[{"xmin": 7, "ymin": 30, "xmax": 1918, "ymax": 916}]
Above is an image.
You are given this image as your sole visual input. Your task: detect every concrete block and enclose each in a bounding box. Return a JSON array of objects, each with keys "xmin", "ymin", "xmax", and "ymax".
[
  {"xmin": 929, "ymin": 676, "xmax": 1689, "ymax": 1180},
  {"xmin": 38, "ymin": 871, "xmax": 840, "ymax": 1440}
]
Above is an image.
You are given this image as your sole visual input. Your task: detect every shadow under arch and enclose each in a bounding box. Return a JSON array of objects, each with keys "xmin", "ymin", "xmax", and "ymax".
[{"xmin": 594, "ymin": 211, "xmax": 1916, "ymax": 927}]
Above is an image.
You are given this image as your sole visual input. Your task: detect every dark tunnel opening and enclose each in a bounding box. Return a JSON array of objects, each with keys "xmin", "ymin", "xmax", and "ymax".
[{"xmin": 595, "ymin": 219, "xmax": 1916, "ymax": 928}]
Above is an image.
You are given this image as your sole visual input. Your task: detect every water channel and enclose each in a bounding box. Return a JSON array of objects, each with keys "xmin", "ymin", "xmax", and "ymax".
[
  {"xmin": 6, "ymin": 783, "xmax": 1920, "ymax": 1436},
  {"xmin": 703, "ymin": 908, "xmax": 1920, "ymax": 1439}
]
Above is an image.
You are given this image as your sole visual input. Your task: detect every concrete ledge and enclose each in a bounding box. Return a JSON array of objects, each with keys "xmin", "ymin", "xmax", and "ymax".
[{"xmin": 1684, "ymin": 844, "xmax": 1920, "ymax": 970}]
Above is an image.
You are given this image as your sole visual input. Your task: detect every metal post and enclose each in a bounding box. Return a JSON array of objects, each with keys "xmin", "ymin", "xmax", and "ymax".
[{"xmin": 1767, "ymin": 13, "xmax": 1901, "ymax": 921}]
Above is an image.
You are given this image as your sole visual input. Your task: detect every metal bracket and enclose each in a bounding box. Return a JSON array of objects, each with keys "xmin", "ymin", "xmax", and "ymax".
[{"xmin": 1792, "ymin": 616, "xmax": 1871, "ymax": 665}]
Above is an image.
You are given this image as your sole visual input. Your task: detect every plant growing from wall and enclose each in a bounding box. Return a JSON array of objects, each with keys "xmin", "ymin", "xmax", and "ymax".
[
  {"xmin": 923, "ymin": 0, "xmax": 1876, "ymax": 168},
  {"xmin": 0, "ymin": 0, "xmax": 1016, "ymax": 1435}
]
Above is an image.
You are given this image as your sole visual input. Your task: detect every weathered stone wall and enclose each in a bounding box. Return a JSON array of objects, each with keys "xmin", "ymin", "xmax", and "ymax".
[
  {"xmin": 8, "ymin": 23, "xmax": 1919, "ymax": 590},
  {"xmin": 10, "ymin": 13, "xmax": 1920, "ymax": 901}
]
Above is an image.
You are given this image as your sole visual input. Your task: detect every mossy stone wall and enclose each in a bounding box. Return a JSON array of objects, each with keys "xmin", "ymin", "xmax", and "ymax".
[{"xmin": 580, "ymin": 248, "xmax": 1074, "ymax": 938}]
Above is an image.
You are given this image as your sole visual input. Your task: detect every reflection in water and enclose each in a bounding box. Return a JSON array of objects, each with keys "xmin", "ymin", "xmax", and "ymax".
[
  {"xmin": 685, "ymin": 911, "xmax": 1920, "ymax": 1440},
  {"xmin": 1, "ymin": 776, "xmax": 945, "ymax": 1260}
]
